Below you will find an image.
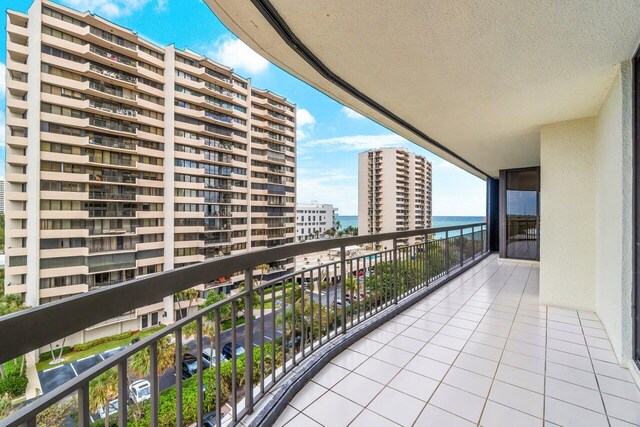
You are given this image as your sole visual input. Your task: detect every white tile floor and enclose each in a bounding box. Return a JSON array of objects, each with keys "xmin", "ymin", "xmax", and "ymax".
[{"xmin": 274, "ymin": 254, "xmax": 640, "ymax": 427}]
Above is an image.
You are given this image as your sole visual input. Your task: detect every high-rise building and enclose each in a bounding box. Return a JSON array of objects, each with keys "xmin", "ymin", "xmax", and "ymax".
[
  {"xmin": 0, "ymin": 178, "xmax": 5, "ymax": 215},
  {"xmin": 295, "ymin": 201, "xmax": 336, "ymax": 241},
  {"xmin": 358, "ymin": 147, "xmax": 432, "ymax": 246},
  {"xmin": 4, "ymin": 0, "xmax": 296, "ymax": 342}
]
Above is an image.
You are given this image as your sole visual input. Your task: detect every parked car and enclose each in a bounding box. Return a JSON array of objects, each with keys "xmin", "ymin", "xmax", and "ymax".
[
  {"xmin": 182, "ymin": 353, "xmax": 211, "ymax": 379},
  {"xmin": 129, "ymin": 379, "xmax": 150, "ymax": 404},
  {"xmin": 202, "ymin": 348, "xmax": 227, "ymax": 366},
  {"xmin": 98, "ymin": 398, "xmax": 118, "ymax": 419},
  {"xmin": 221, "ymin": 343, "xmax": 245, "ymax": 360}
]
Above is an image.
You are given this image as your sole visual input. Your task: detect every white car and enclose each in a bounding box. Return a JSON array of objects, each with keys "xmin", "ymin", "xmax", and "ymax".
[
  {"xmin": 98, "ymin": 398, "xmax": 118, "ymax": 419},
  {"xmin": 129, "ymin": 379, "xmax": 151, "ymax": 404}
]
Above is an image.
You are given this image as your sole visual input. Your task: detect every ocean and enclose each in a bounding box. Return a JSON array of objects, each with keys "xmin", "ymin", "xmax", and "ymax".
[{"xmin": 335, "ymin": 215, "xmax": 485, "ymax": 230}]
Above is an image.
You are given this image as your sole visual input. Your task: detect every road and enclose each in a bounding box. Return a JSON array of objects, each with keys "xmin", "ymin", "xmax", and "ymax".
[{"xmin": 38, "ymin": 311, "xmax": 282, "ymax": 396}]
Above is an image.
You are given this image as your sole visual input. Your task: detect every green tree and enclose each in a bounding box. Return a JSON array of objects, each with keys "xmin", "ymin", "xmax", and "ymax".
[
  {"xmin": 201, "ymin": 291, "xmax": 231, "ymax": 357},
  {"xmin": 89, "ymin": 369, "xmax": 118, "ymax": 427},
  {"xmin": 0, "ymin": 393, "xmax": 11, "ymax": 418},
  {"xmin": 323, "ymin": 227, "xmax": 336, "ymax": 238},
  {"xmin": 129, "ymin": 336, "xmax": 175, "ymax": 378}
]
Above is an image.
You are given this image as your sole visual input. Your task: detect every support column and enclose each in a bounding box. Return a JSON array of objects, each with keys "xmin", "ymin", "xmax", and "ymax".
[{"xmin": 486, "ymin": 177, "xmax": 499, "ymax": 253}]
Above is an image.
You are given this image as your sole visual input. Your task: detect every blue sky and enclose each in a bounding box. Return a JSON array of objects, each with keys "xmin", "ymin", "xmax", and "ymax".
[{"xmin": 1, "ymin": 0, "xmax": 486, "ymax": 216}]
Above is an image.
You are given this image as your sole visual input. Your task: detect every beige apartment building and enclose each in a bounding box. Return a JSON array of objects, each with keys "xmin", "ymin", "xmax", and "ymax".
[
  {"xmin": 4, "ymin": 0, "xmax": 296, "ymax": 343},
  {"xmin": 358, "ymin": 148, "xmax": 431, "ymax": 246}
]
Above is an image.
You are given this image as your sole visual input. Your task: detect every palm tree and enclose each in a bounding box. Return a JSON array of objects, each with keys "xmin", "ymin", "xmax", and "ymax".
[
  {"xmin": 201, "ymin": 291, "xmax": 231, "ymax": 357},
  {"xmin": 129, "ymin": 336, "xmax": 175, "ymax": 378},
  {"xmin": 335, "ymin": 220, "xmax": 342, "ymax": 231},
  {"xmin": 324, "ymin": 228, "xmax": 336, "ymax": 238},
  {"xmin": 175, "ymin": 288, "xmax": 200, "ymax": 319},
  {"xmin": 89, "ymin": 368, "xmax": 118, "ymax": 427},
  {"xmin": 256, "ymin": 263, "xmax": 271, "ymax": 285}
]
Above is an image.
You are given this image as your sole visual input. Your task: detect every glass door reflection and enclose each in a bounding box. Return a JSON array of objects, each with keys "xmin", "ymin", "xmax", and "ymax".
[{"xmin": 506, "ymin": 168, "xmax": 540, "ymax": 260}]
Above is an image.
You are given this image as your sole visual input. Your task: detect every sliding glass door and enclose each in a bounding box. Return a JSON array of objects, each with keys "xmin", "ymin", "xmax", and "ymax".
[{"xmin": 502, "ymin": 167, "xmax": 540, "ymax": 260}]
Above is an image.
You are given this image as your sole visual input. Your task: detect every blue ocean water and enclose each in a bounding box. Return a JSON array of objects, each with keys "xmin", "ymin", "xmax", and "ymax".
[{"xmin": 335, "ymin": 215, "xmax": 485, "ymax": 230}]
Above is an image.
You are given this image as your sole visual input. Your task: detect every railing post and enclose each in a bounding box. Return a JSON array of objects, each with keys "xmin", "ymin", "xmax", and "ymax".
[
  {"xmin": 444, "ymin": 230, "xmax": 450, "ymax": 273},
  {"xmin": 393, "ymin": 238, "xmax": 398, "ymax": 304},
  {"xmin": 118, "ymin": 359, "xmax": 128, "ymax": 426},
  {"xmin": 471, "ymin": 226, "xmax": 475, "ymax": 260},
  {"xmin": 244, "ymin": 268, "xmax": 254, "ymax": 413},
  {"xmin": 340, "ymin": 246, "xmax": 347, "ymax": 334},
  {"xmin": 78, "ymin": 383, "xmax": 90, "ymax": 427},
  {"xmin": 459, "ymin": 228, "xmax": 464, "ymax": 267}
]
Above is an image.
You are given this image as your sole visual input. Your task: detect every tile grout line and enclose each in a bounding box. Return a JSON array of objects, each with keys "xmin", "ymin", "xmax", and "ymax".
[
  {"xmin": 576, "ymin": 312, "xmax": 612, "ymax": 427},
  {"xmin": 477, "ymin": 262, "xmax": 536, "ymax": 425},
  {"xmin": 293, "ymin": 252, "xmax": 498, "ymax": 426},
  {"xmin": 406, "ymin": 257, "xmax": 519, "ymax": 425}
]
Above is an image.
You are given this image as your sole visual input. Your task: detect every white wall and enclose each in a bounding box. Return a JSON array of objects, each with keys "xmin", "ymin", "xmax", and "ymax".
[
  {"xmin": 594, "ymin": 62, "xmax": 634, "ymax": 362},
  {"xmin": 540, "ymin": 62, "xmax": 634, "ymax": 365},
  {"xmin": 540, "ymin": 118, "xmax": 597, "ymax": 311}
]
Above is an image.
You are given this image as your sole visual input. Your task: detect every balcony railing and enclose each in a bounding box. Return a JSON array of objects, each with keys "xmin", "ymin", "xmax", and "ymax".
[
  {"xmin": 0, "ymin": 223, "xmax": 487, "ymax": 427},
  {"xmin": 89, "ymin": 63, "xmax": 138, "ymax": 84},
  {"xmin": 89, "ymin": 136, "xmax": 137, "ymax": 151},
  {"xmin": 89, "ymin": 45, "xmax": 138, "ymax": 67},
  {"xmin": 89, "ymin": 117, "xmax": 136, "ymax": 134},
  {"xmin": 89, "ymin": 81, "xmax": 136, "ymax": 100}
]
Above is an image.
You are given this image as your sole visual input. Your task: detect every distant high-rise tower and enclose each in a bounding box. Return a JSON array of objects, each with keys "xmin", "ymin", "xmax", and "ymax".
[{"xmin": 358, "ymin": 147, "xmax": 432, "ymax": 246}]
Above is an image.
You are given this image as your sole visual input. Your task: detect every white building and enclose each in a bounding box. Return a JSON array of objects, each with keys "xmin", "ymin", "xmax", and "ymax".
[{"xmin": 296, "ymin": 201, "xmax": 336, "ymax": 241}]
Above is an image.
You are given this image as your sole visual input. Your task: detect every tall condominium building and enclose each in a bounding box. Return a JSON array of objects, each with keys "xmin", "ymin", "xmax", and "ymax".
[
  {"xmin": 4, "ymin": 0, "xmax": 296, "ymax": 343},
  {"xmin": 358, "ymin": 147, "xmax": 432, "ymax": 246},
  {"xmin": 295, "ymin": 201, "xmax": 336, "ymax": 241},
  {"xmin": 0, "ymin": 178, "xmax": 5, "ymax": 215}
]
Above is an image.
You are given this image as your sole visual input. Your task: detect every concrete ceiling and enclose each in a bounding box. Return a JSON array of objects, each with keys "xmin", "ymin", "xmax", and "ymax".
[{"xmin": 206, "ymin": 0, "xmax": 640, "ymax": 178}]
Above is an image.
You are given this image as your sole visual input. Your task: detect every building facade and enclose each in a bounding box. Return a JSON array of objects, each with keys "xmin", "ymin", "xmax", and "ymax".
[
  {"xmin": 295, "ymin": 201, "xmax": 336, "ymax": 241},
  {"xmin": 4, "ymin": 0, "xmax": 296, "ymax": 343},
  {"xmin": 0, "ymin": 179, "xmax": 5, "ymax": 215},
  {"xmin": 358, "ymin": 147, "xmax": 431, "ymax": 246}
]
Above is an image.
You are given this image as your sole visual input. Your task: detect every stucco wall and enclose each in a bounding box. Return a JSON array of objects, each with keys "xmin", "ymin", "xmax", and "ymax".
[
  {"xmin": 540, "ymin": 62, "xmax": 634, "ymax": 364},
  {"xmin": 594, "ymin": 62, "xmax": 634, "ymax": 363},
  {"xmin": 540, "ymin": 118, "xmax": 597, "ymax": 310}
]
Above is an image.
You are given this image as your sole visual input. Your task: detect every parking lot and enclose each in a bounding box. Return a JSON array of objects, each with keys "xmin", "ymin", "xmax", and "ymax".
[{"xmin": 38, "ymin": 346, "xmax": 127, "ymax": 394}]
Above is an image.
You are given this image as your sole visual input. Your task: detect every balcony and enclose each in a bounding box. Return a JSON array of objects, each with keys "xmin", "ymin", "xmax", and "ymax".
[
  {"xmin": 89, "ymin": 117, "xmax": 137, "ymax": 134},
  {"xmin": 89, "ymin": 63, "xmax": 137, "ymax": 84},
  {"xmin": 0, "ymin": 224, "xmax": 494, "ymax": 426}
]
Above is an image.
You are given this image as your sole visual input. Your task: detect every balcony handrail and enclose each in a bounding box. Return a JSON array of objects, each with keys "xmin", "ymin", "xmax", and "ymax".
[
  {"xmin": 0, "ymin": 222, "xmax": 483, "ymax": 363},
  {"xmin": 0, "ymin": 222, "xmax": 486, "ymax": 427}
]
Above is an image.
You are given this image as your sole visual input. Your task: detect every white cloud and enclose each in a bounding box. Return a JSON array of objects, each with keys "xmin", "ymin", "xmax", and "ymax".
[
  {"xmin": 208, "ymin": 36, "xmax": 269, "ymax": 75},
  {"xmin": 304, "ymin": 133, "xmax": 408, "ymax": 151},
  {"xmin": 341, "ymin": 106, "xmax": 365, "ymax": 120},
  {"xmin": 60, "ymin": 0, "xmax": 165, "ymax": 18},
  {"xmin": 295, "ymin": 108, "xmax": 315, "ymax": 141},
  {"xmin": 155, "ymin": 0, "xmax": 168, "ymax": 12},
  {"xmin": 297, "ymin": 169, "xmax": 358, "ymax": 215},
  {"xmin": 297, "ymin": 109, "xmax": 315, "ymax": 129}
]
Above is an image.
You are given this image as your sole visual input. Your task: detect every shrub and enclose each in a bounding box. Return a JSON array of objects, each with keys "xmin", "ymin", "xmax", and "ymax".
[
  {"xmin": 38, "ymin": 346, "xmax": 72, "ymax": 362},
  {"xmin": 72, "ymin": 331, "xmax": 134, "ymax": 352},
  {"xmin": 0, "ymin": 358, "xmax": 27, "ymax": 398}
]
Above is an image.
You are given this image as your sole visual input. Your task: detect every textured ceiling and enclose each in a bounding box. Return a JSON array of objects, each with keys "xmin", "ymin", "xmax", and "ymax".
[{"xmin": 207, "ymin": 0, "xmax": 640, "ymax": 178}]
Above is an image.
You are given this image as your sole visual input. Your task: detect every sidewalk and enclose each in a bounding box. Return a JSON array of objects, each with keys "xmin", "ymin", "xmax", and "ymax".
[{"xmin": 25, "ymin": 352, "xmax": 41, "ymax": 399}]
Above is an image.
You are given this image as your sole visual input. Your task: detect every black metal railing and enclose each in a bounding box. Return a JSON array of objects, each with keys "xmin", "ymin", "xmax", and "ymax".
[{"xmin": 0, "ymin": 223, "xmax": 487, "ymax": 427}]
